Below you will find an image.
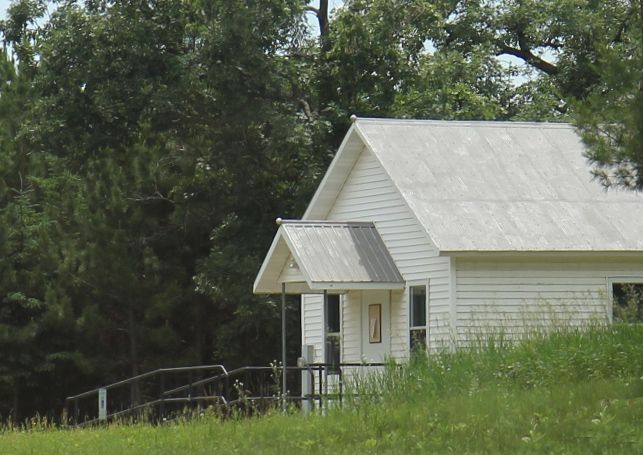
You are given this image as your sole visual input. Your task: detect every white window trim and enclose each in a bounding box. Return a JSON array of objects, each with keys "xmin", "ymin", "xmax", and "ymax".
[
  {"xmin": 324, "ymin": 293, "xmax": 342, "ymax": 366},
  {"xmin": 325, "ymin": 294, "xmax": 342, "ymax": 337},
  {"xmin": 408, "ymin": 279, "xmax": 430, "ymax": 351},
  {"xmin": 606, "ymin": 276, "xmax": 643, "ymax": 323}
]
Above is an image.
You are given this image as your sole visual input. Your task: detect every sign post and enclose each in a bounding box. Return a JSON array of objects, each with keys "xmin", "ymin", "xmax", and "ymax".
[
  {"xmin": 299, "ymin": 345, "xmax": 314, "ymax": 415},
  {"xmin": 98, "ymin": 388, "xmax": 107, "ymax": 422}
]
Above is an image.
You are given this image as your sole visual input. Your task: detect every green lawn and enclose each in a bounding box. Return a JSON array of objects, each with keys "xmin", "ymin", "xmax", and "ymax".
[{"xmin": 2, "ymin": 325, "xmax": 642, "ymax": 454}]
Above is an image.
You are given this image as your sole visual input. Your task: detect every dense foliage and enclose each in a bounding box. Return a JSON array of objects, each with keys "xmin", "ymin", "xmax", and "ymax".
[{"xmin": 0, "ymin": 0, "xmax": 640, "ymax": 420}]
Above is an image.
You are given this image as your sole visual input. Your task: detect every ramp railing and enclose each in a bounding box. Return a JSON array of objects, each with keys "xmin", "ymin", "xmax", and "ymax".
[{"xmin": 65, "ymin": 362, "xmax": 386, "ymax": 427}]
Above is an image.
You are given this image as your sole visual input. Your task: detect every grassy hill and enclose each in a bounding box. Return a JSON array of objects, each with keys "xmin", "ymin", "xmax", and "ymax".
[{"xmin": 2, "ymin": 325, "xmax": 642, "ymax": 454}]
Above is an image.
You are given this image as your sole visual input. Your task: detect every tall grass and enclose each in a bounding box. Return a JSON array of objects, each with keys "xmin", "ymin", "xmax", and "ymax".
[
  {"xmin": 350, "ymin": 323, "xmax": 643, "ymax": 400},
  {"xmin": 2, "ymin": 325, "xmax": 642, "ymax": 454}
]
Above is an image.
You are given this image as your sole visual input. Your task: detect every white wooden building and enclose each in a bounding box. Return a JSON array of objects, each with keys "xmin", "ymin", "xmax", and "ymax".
[{"xmin": 254, "ymin": 118, "xmax": 643, "ymax": 364}]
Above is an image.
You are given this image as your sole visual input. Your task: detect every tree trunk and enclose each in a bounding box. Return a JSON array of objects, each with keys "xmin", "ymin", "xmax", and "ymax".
[
  {"xmin": 12, "ymin": 382, "xmax": 20, "ymax": 425},
  {"xmin": 319, "ymin": 0, "xmax": 329, "ymax": 39},
  {"xmin": 128, "ymin": 302, "xmax": 140, "ymax": 406},
  {"xmin": 306, "ymin": 1, "xmax": 330, "ymax": 46},
  {"xmin": 639, "ymin": 0, "xmax": 642, "ymax": 91}
]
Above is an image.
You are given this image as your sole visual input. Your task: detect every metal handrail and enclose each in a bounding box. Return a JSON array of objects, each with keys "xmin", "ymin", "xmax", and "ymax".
[
  {"xmin": 65, "ymin": 362, "xmax": 389, "ymax": 426},
  {"xmin": 66, "ymin": 365, "xmax": 228, "ymax": 401},
  {"xmin": 65, "ymin": 365, "xmax": 229, "ymax": 426},
  {"xmin": 161, "ymin": 362, "xmax": 387, "ymax": 397},
  {"xmin": 162, "ymin": 365, "xmax": 271, "ymax": 397}
]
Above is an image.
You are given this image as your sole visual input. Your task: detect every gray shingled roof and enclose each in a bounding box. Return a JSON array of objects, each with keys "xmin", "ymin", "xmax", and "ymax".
[{"xmin": 351, "ymin": 119, "xmax": 643, "ymax": 252}]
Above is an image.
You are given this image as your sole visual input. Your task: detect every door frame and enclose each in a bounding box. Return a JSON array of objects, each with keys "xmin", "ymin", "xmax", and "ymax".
[{"xmin": 360, "ymin": 289, "xmax": 391, "ymax": 362}]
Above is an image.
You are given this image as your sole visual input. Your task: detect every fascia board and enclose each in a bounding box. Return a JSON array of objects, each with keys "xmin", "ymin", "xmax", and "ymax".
[
  {"xmin": 253, "ymin": 227, "xmax": 291, "ymax": 294},
  {"xmin": 308, "ymin": 281, "xmax": 405, "ymax": 291},
  {"xmin": 303, "ymin": 124, "xmax": 361, "ymax": 220},
  {"xmin": 278, "ymin": 227, "xmax": 315, "ymax": 290}
]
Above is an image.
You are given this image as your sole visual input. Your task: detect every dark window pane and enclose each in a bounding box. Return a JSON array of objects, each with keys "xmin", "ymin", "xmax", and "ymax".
[
  {"xmin": 613, "ymin": 283, "xmax": 643, "ymax": 323},
  {"xmin": 410, "ymin": 286, "xmax": 426, "ymax": 327},
  {"xmin": 325, "ymin": 337, "xmax": 340, "ymax": 373},
  {"xmin": 410, "ymin": 328, "xmax": 427, "ymax": 352},
  {"xmin": 327, "ymin": 294, "xmax": 340, "ymax": 333}
]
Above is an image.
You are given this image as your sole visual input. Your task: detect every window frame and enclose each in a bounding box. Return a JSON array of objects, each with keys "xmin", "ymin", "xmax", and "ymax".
[
  {"xmin": 325, "ymin": 293, "xmax": 341, "ymax": 372},
  {"xmin": 408, "ymin": 281, "xmax": 429, "ymax": 352},
  {"xmin": 607, "ymin": 276, "xmax": 643, "ymax": 323}
]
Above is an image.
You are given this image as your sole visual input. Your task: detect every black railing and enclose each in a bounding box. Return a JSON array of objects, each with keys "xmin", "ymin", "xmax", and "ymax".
[{"xmin": 65, "ymin": 362, "xmax": 387, "ymax": 427}]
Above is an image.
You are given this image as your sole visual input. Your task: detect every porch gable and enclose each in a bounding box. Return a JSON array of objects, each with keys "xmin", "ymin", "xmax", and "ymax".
[{"xmin": 253, "ymin": 220, "xmax": 404, "ymax": 294}]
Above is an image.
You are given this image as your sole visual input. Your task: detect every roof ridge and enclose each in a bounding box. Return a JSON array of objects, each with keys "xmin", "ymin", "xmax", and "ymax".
[
  {"xmin": 278, "ymin": 219, "xmax": 375, "ymax": 226},
  {"xmin": 354, "ymin": 117, "xmax": 573, "ymax": 128}
]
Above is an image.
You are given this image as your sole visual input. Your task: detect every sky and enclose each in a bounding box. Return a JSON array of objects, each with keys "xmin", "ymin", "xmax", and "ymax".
[
  {"xmin": 0, "ymin": 0, "xmax": 10, "ymax": 18},
  {"xmin": 0, "ymin": 1, "xmax": 346, "ymax": 18}
]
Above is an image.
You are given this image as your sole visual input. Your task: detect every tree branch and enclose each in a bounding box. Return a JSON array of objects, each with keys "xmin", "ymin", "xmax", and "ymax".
[
  {"xmin": 497, "ymin": 44, "xmax": 559, "ymax": 75},
  {"xmin": 127, "ymin": 191, "xmax": 174, "ymax": 204},
  {"xmin": 303, "ymin": 6, "xmax": 319, "ymax": 15},
  {"xmin": 299, "ymin": 98, "xmax": 314, "ymax": 121},
  {"xmin": 612, "ymin": 7, "xmax": 635, "ymax": 44}
]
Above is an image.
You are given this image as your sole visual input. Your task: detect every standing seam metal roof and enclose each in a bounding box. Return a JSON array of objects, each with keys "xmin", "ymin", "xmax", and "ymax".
[
  {"xmin": 352, "ymin": 119, "xmax": 643, "ymax": 251},
  {"xmin": 280, "ymin": 220, "xmax": 404, "ymax": 286}
]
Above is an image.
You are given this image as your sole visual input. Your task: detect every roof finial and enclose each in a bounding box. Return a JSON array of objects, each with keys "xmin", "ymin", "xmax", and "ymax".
[
  {"xmin": 275, "ymin": 217, "xmax": 283, "ymax": 225},
  {"xmin": 350, "ymin": 114, "xmax": 357, "ymax": 123}
]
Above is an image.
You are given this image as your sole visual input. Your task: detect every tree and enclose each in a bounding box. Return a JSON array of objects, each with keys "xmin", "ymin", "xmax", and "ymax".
[
  {"xmin": 312, "ymin": 0, "xmax": 521, "ymax": 127},
  {"xmin": 422, "ymin": 0, "xmax": 642, "ymax": 188},
  {"xmin": 186, "ymin": 0, "xmax": 318, "ymax": 366},
  {"xmin": 574, "ymin": 2, "xmax": 643, "ymax": 190},
  {"xmin": 392, "ymin": 48, "xmax": 516, "ymax": 120},
  {"xmin": 0, "ymin": 0, "xmax": 323, "ymax": 418},
  {"xmin": 0, "ymin": 40, "xmax": 85, "ymax": 420}
]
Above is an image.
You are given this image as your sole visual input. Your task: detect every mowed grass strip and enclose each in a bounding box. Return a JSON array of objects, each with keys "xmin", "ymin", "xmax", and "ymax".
[{"xmin": 2, "ymin": 325, "xmax": 642, "ymax": 454}]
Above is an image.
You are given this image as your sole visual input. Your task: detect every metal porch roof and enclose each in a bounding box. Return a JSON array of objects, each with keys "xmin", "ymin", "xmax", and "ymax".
[{"xmin": 253, "ymin": 220, "xmax": 404, "ymax": 294}]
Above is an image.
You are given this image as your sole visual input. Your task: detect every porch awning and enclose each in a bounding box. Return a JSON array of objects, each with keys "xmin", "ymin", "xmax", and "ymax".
[{"xmin": 253, "ymin": 220, "xmax": 404, "ymax": 294}]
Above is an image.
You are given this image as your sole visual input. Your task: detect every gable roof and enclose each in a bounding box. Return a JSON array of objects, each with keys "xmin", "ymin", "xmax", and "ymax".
[
  {"xmin": 253, "ymin": 220, "xmax": 404, "ymax": 294},
  {"xmin": 305, "ymin": 118, "xmax": 643, "ymax": 252}
]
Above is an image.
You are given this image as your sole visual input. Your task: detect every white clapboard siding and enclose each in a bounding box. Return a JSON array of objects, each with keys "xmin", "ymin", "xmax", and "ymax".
[
  {"xmin": 454, "ymin": 259, "xmax": 643, "ymax": 344},
  {"xmin": 390, "ymin": 290, "xmax": 408, "ymax": 359},
  {"xmin": 326, "ymin": 147, "xmax": 451, "ymax": 353},
  {"xmin": 301, "ymin": 294, "xmax": 324, "ymax": 363},
  {"xmin": 301, "ymin": 291, "xmax": 364, "ymax": 364},
  {"xmin": 342, "ymin": 291, "xmax": 362, "ymax": 362}
]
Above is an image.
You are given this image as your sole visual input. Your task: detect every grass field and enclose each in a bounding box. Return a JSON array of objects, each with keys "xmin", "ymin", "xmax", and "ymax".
[{"xmin": 2, "ymin": 325, "xmax": 642, "ymax": 454}]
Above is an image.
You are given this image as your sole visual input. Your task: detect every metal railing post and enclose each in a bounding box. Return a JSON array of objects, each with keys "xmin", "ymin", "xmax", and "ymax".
[
  {"xmin": 299, "ymin": 345, "xmax": 314, "ymax": 415},
  {"xmin": 281, "ymin": 282, "xmax": 287, "ymax": 411},
  {"xmin": 339, "ymin": 366, "xmax": 343, "ymax": 406},
  {"xmin": 188, "ymin": 371, "xmax": 193, "ymax": 402},
  {"xmin": 159, "ymin": 372, "xmax": 165, "ymax": 420},
  {"xmin": 318, "ymin": 365, "xmax": 323, "ymax": 409}
]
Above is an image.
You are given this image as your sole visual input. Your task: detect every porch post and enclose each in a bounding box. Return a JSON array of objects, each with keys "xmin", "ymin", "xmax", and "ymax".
[
  {"xmin": 323, "ymin": 290, "xmax": 328, "ymax": 396},
  {"xmin": 281, "ymin": 282, "xmax": 287, "ymax": 410}
]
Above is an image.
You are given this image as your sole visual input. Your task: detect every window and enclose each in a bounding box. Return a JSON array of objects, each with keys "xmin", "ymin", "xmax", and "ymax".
[
  {"xmin": 325, "ymin": 294, "xmax": 341, "ymax": 372},
  {"xmin": 409, "ymin": 285, "xmax": 427, "ymax": 352},
  {"xmin": 612, "ymin": 281, "xmax": 643, "ymax": 323},
  {"xmin": 327, "ymin": 294, "xmax": 340, "ymax": 334}
]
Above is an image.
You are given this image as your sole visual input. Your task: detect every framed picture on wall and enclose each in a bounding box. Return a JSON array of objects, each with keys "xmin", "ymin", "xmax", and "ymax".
[{"xmin": 368, "ymin": 304, "xmax": 381, "ymax": 343}]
